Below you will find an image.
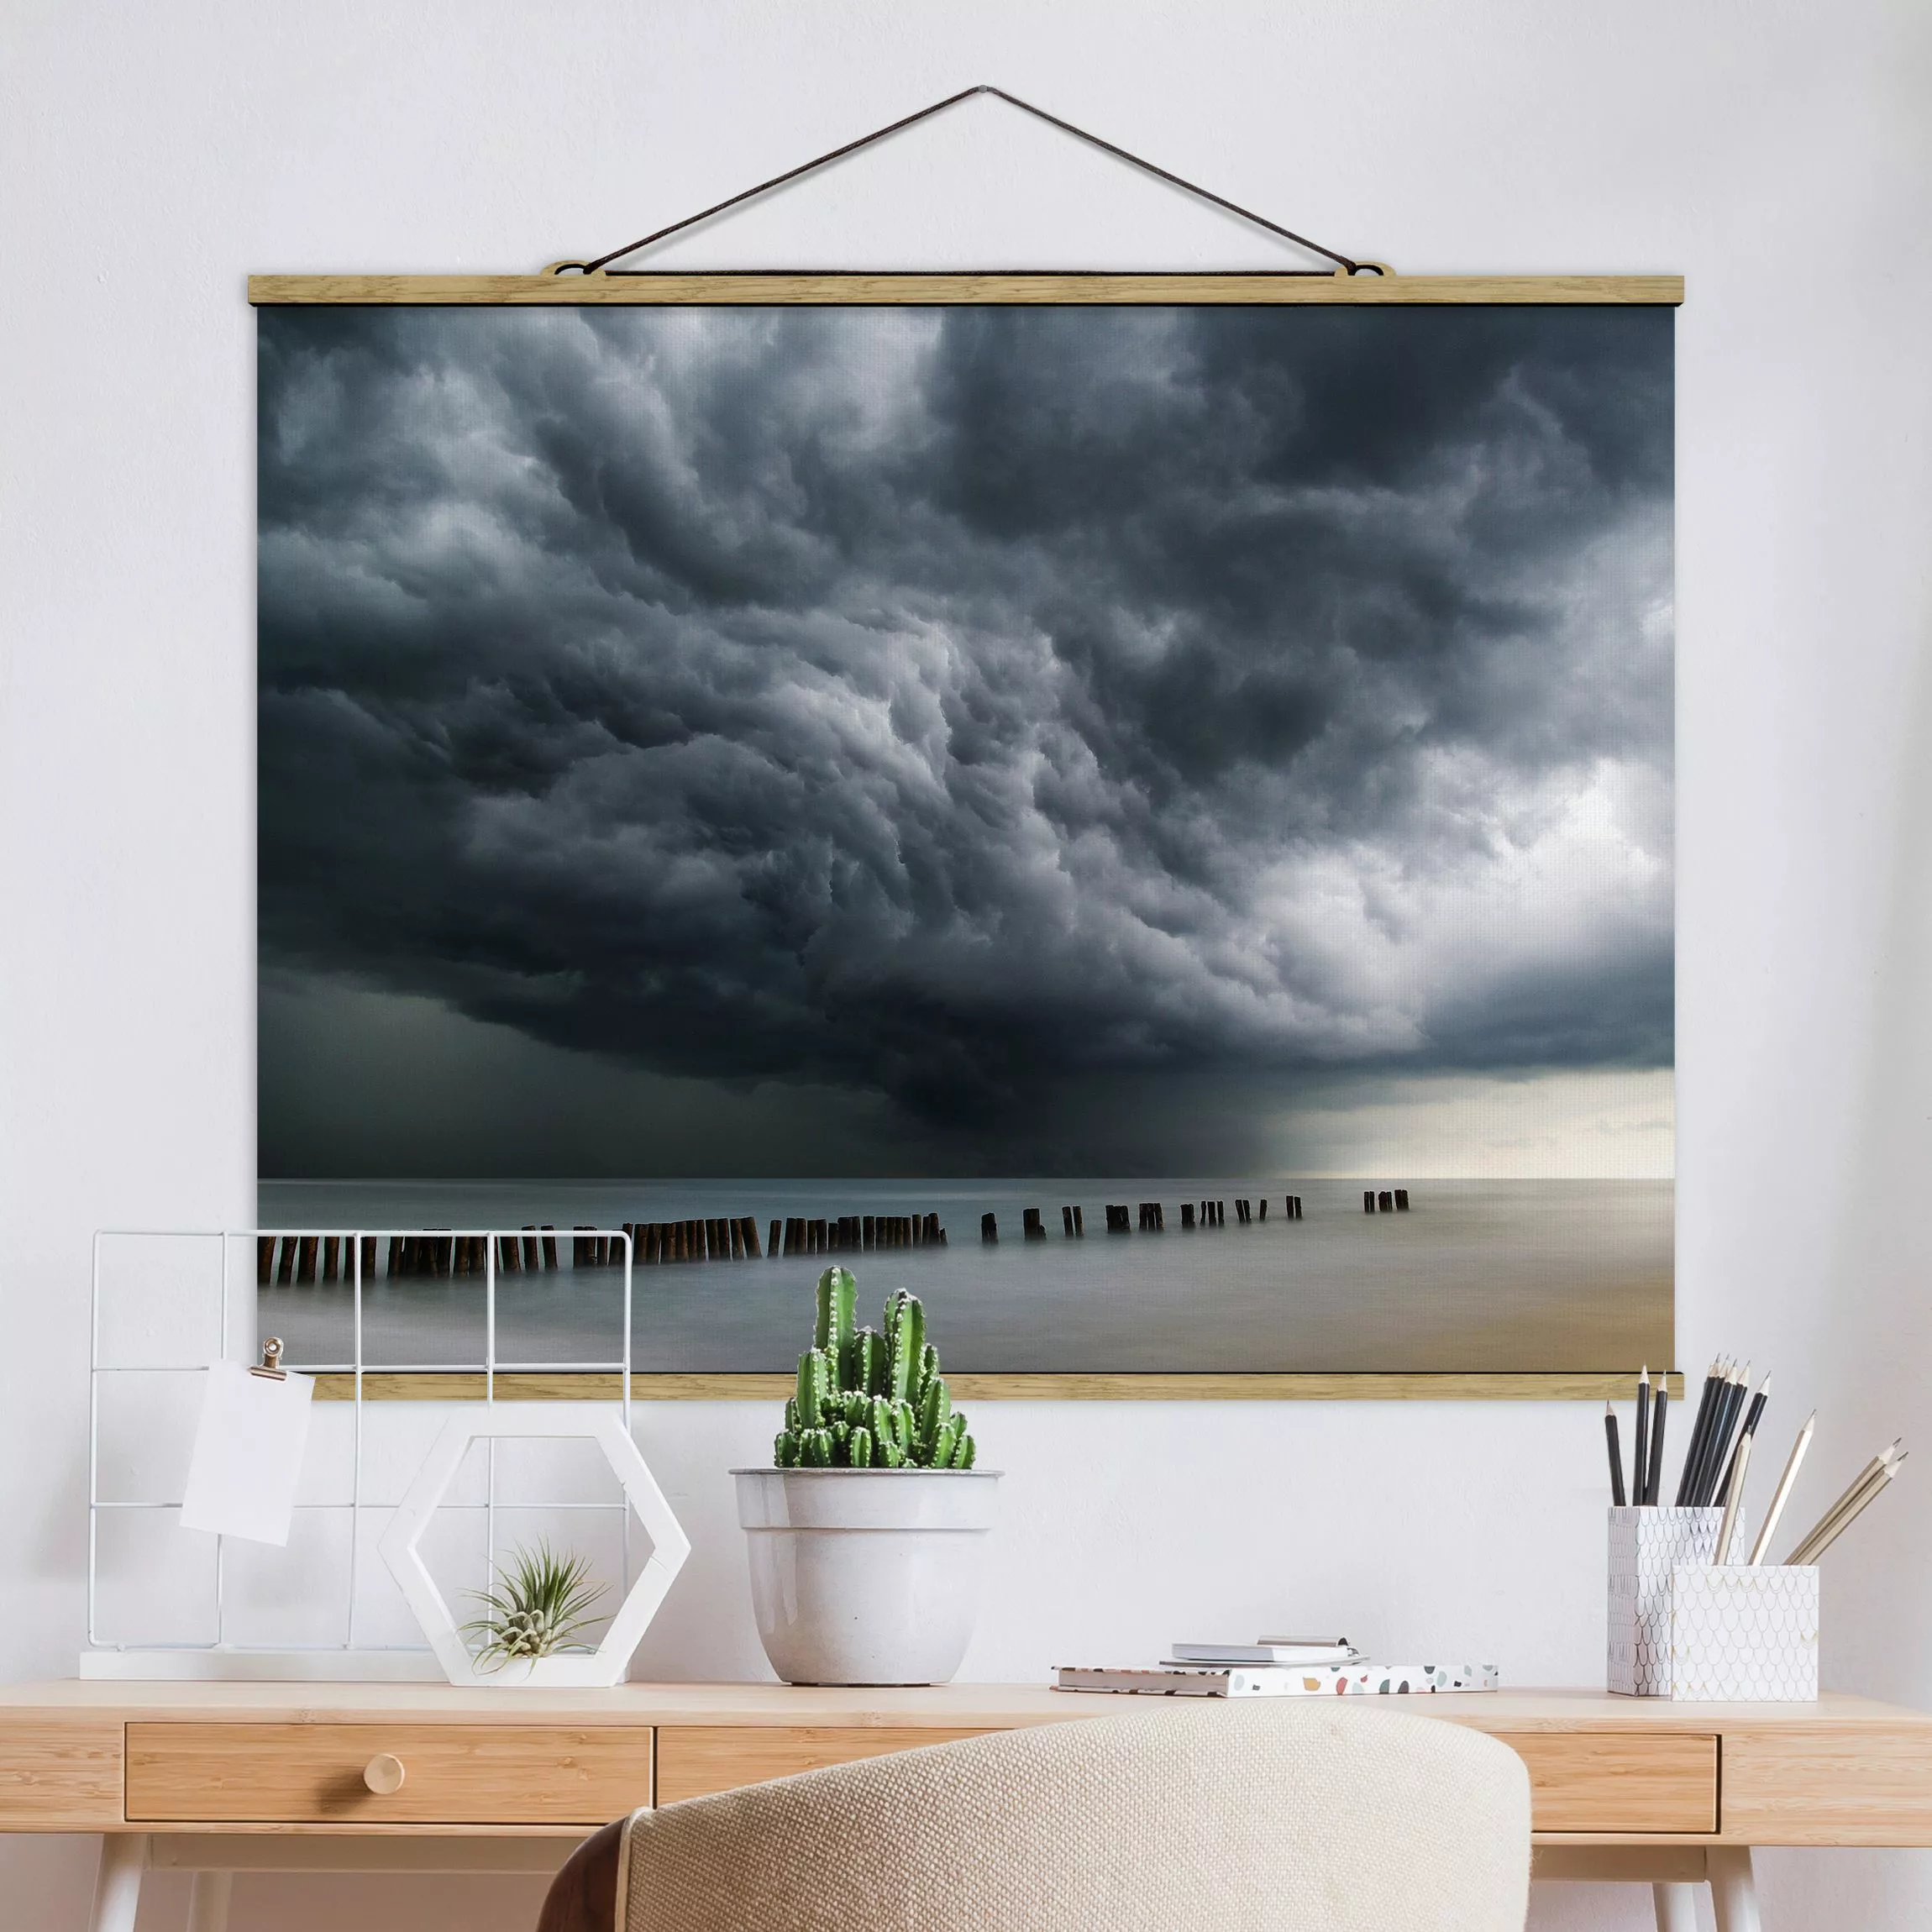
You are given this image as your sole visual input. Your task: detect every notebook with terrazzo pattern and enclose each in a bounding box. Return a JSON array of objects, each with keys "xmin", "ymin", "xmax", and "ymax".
[{"xmin": 1055, "ymin": 1663, "xmax": 1500, "ymax": 1697}]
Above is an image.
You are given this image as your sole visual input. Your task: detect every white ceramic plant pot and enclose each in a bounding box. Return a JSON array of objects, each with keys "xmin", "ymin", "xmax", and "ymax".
[{"xmin": 732, "ymin": 1467, "xmax": 1001, "ymax": 1686}]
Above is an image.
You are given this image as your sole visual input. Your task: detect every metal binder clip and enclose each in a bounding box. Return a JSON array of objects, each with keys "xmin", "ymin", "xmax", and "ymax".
[{"xmin": 249, "ymin": 1337, "xmax": 287, "ymax": 1381}]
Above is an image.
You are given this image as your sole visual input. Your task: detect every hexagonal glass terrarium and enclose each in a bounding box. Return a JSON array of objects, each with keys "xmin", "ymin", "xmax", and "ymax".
[{"xmin": 378, "ymin": 1410, "xmax": 689, "ymax": 1688}]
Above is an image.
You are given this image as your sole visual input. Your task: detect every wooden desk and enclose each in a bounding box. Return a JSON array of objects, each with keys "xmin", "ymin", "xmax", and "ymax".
[{"xmin": 4, "ymin": 1682, "xmax": 1929, "ymax": 1932}]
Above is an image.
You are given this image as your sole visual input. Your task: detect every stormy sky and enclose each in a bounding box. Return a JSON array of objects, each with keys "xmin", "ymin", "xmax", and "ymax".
[{"xmin": 258, "ymin": 302, "xmax": 1673, "ymax": 1179}]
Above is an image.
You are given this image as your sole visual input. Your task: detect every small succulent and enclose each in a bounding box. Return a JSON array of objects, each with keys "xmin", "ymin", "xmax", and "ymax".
[
  {"xmin": 774, "ymin": 1268, "xmax": 977, "ymax": 1471},
  {"xmin": 461, "ymin": 1542, "xmax": 607, "ymax": 1671}
]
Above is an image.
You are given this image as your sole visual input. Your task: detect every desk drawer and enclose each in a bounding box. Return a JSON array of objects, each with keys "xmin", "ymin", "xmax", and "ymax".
[
  {"xmin": 125, "ymin": 1724, "xmax": 654, "ymax": 1825},
  {"xmin": 658, "ymin": 1723, "xmax": 1714, "ymax": 1832},
  {"xmin": 1502, "ymin": 1732, "xmax": 1716, "ymax": 1833},
  {"xmin": 657, "ymin": 1726, "xmax": 995, "ymax": 1804}
]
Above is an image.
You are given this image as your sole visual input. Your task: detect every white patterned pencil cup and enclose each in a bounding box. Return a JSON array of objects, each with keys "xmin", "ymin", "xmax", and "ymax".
[
  {"xmin": 1608, "ymin": 1507, "xmax": 1722, "ymax": 1695},
  {"xmin": 1668, "ymin": 1563, "xmax": 1819, "ymax": 1701}
]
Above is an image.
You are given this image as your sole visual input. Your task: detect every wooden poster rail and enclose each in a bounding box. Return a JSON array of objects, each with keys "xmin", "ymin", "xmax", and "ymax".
[{"xmin": 249, "ymin": 273, "xmax": 1682, "ymax": 307}]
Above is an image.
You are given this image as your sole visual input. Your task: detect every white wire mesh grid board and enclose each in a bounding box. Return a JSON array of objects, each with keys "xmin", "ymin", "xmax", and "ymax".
[{"xmin": 87, "ymin": 1229, "xmax": 638, "ymax": 1677}]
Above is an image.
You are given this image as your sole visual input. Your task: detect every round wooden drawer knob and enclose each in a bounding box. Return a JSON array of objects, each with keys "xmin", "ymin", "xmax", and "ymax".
[{"xmin": 363, "ymin": 1753, "xmax": 407, "ymax": 1796}]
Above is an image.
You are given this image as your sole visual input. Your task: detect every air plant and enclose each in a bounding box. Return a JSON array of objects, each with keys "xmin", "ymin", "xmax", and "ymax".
[{"xmin": 461, "ymin": 1541, "xmax": 608, "ymax": 1671}]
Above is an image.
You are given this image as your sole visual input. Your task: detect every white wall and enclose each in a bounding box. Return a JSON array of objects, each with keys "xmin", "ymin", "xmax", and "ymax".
[{"xmin": 3, "ymin": 3, "xmax": 1928, "ymax": 1927}]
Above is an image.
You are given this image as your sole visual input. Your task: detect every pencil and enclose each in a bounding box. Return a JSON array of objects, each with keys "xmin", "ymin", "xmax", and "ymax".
[
  {"xmin": 1793, "ymin": 1451, "xmax": 1907, "ymax": 1564},
  {"xmin": 1788, "ymin": 1443, "xmax": 1903, "ymax": 1564},
  {"xmin": 1674, "ymin": 1357, "xmax": 1725, "ymax": 1506},
  {"xmin": 1788, "ymin": 1454, "xmax": 1898, "ymax": 1567},
  {"xmin": 1714, "ymin": 1426, "xmax": 1751, "ymax": 1564},
  {"xmin": 1696, "ymin": 1361, "xmax": 1750, "ymax": 1507},
  {"xmin": 1749, "ymin": 1411, "xmax": 1816, "ymax": 1565},
  {"xmin": 1644, "ymin": 1383, "xmax": 1669, "ymax": 1506},
  {"xmin": 1716, "ymin": 1372, "xmax": 1771, "ymax": 1507},
  {"xmin": 1702, "ymin": 1361, "xmax": 1748, "ymax": 1505},
  {"xmin": 1632, "ymin": 1368, "xmax": 1651, "ymax": 1509},
  {"xmin": 1680, "ymin": 1357, "xmax": 1726, "ymax": 1506},
  {"xmin": 1784, "ymin": 1441, "xmax": 1903, "ymax": 1566},
  {"xmin": 1605, "ymin": 1403, "xmax": 1627, "ymax": 1507}
]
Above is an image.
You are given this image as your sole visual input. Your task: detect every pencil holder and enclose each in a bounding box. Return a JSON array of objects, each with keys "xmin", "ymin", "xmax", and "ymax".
[
  {"xmin": 1667, "ymin": 1563, "xmax": 1819, "ymax": 1701},
  {"xmin": 1607, "ymin": 1506, "xmax": 1722, "ymax": 1695}
]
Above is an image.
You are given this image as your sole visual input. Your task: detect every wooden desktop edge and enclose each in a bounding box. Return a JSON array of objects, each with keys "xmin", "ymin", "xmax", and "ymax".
[
  {"xmin": 311, "ymin": 1371, "xmax": 1687, "ymax": 1403},
  {"xmin": 0, "ymin": 1682, "xmax": 1915, "ymax": 1727}
]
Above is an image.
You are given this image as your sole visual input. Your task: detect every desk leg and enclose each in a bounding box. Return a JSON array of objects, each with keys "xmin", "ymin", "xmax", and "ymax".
[
  {"xmin": 1653, "ymin": 1882, "xmax": 1700, "ymax": 1932},
  {"xmin": 1709, "ymin": 1847, "xmax": 1762, "ymax": 1932},
  {"xmin": 188, "ymin": 1870, "xmax": 234, "ymax": 1932},
  {"xmin": 88, "ymin": 1835, "xmax": 148, "ymax": 1932}
]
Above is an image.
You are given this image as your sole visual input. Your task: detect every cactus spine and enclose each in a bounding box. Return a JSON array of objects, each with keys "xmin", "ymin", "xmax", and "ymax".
[{"xmin": 769, "ymin": 1268, "xmax": 978, "ymax": 1472}]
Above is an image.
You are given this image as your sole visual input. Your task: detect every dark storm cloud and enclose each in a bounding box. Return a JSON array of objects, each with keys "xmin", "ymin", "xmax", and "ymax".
[{"xmin": 258, "ymin": 302, "xmax": 1672, "ymax": 1154}]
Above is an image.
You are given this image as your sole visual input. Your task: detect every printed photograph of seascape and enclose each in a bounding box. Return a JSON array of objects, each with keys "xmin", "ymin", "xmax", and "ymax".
[{"xmin": 257, "ymin": 299, "xmax": 1675, "ymax": 1376}]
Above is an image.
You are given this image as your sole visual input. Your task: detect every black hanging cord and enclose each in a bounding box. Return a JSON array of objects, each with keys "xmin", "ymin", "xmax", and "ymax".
[{"xmin": 554, "ymin": 84, "xmax": 1373, "ymax": 276}]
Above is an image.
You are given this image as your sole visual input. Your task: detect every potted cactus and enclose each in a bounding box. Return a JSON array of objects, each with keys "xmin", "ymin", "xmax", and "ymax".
[{"xmin": 733, "ymin": 1268, "xmax": 1000, "ymax": 1685}]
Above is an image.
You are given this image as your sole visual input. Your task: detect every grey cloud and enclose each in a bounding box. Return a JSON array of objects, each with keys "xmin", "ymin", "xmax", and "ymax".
[{"xmin": 258, "ymin": 302, "xmax": 1672, "ymax": 1171}]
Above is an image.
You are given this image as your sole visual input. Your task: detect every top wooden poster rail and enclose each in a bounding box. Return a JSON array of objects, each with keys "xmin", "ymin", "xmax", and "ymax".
[{"xmin": 248, "ymin": 273, "xmax": 1683, "ymax": 307}]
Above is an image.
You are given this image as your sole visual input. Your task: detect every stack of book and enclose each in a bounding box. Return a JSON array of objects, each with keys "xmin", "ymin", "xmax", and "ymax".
[{"xmin": 1056, "ymin": 1637, "xmax": 1499, "ymax": 1698}]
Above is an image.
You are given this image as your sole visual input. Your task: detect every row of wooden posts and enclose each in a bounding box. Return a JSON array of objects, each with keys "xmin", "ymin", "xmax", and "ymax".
[
  {"xmin": 258, "ymin": 1190, "xmax": 1414, "ymax": 1283},
  {"xmin": 621, "ymin": 1213, "xmax": 948, "ymax": 1262},
  {"xmin": 256, "ymin": 1230, "xmax": 572, "ymax": 1284},
  {"xmin": 981, "ymin": 1196, "xmax": 1313, "ymax": 1242},
  {"xmin": 255, "ymin": 1213, "xmax": 953, "ymax": 1284},
  {"xmin": 255, "ymin": 1230, "xmax": 564, "ymax": 1284}
]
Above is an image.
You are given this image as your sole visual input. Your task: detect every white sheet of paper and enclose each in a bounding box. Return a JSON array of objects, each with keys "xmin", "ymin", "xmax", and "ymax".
[{"xmin": 178, "ymin": 1361, "xmax": 315, "ymax": 1546}]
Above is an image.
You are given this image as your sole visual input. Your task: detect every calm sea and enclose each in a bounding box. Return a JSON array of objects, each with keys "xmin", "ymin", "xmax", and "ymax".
[{"xmin": 255, "ymin": 1177, "xmax": 1672, "ymax": 1375}]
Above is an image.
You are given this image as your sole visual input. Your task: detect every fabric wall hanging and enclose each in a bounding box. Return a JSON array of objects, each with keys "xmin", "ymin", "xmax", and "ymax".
[{"xmin": 252, "ymin": 94, "xmax": 1679, "ymax": 1398}]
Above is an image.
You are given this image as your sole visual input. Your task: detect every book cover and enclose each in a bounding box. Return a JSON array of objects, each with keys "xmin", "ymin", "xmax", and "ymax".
[{"xmin": 1055, "ymin": 1662, "xmax": 1500, "ymax": 1698}]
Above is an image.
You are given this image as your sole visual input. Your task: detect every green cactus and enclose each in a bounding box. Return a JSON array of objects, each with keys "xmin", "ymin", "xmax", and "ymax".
[
  {"xmin": 815, "ymin": 1266, "xmax": 857, "ymax": 1356},
  {"xmin": 844, "ymin": 1327, "xmax": 887, "ymax": 1396},
  {"xmin": 769, "ymin": 1269, "xmax": 982, "ymax": 1471},
  {"xmin": 885, "ymin": 1291, "xmax": 925, "ymax": 1403},
  {"xmin": 917, "ymin": 1373, "xmax": 950, "ymax": 1450},
  {"xmin": 795, "ymin": 1348, "xmax": 834, "ymax": 1431}
]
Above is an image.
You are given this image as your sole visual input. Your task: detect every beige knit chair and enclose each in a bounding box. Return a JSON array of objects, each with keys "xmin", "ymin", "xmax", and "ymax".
[{"xmin": 538, "ymin": 1700, "xmax": 1531, "ymax": 1932}]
